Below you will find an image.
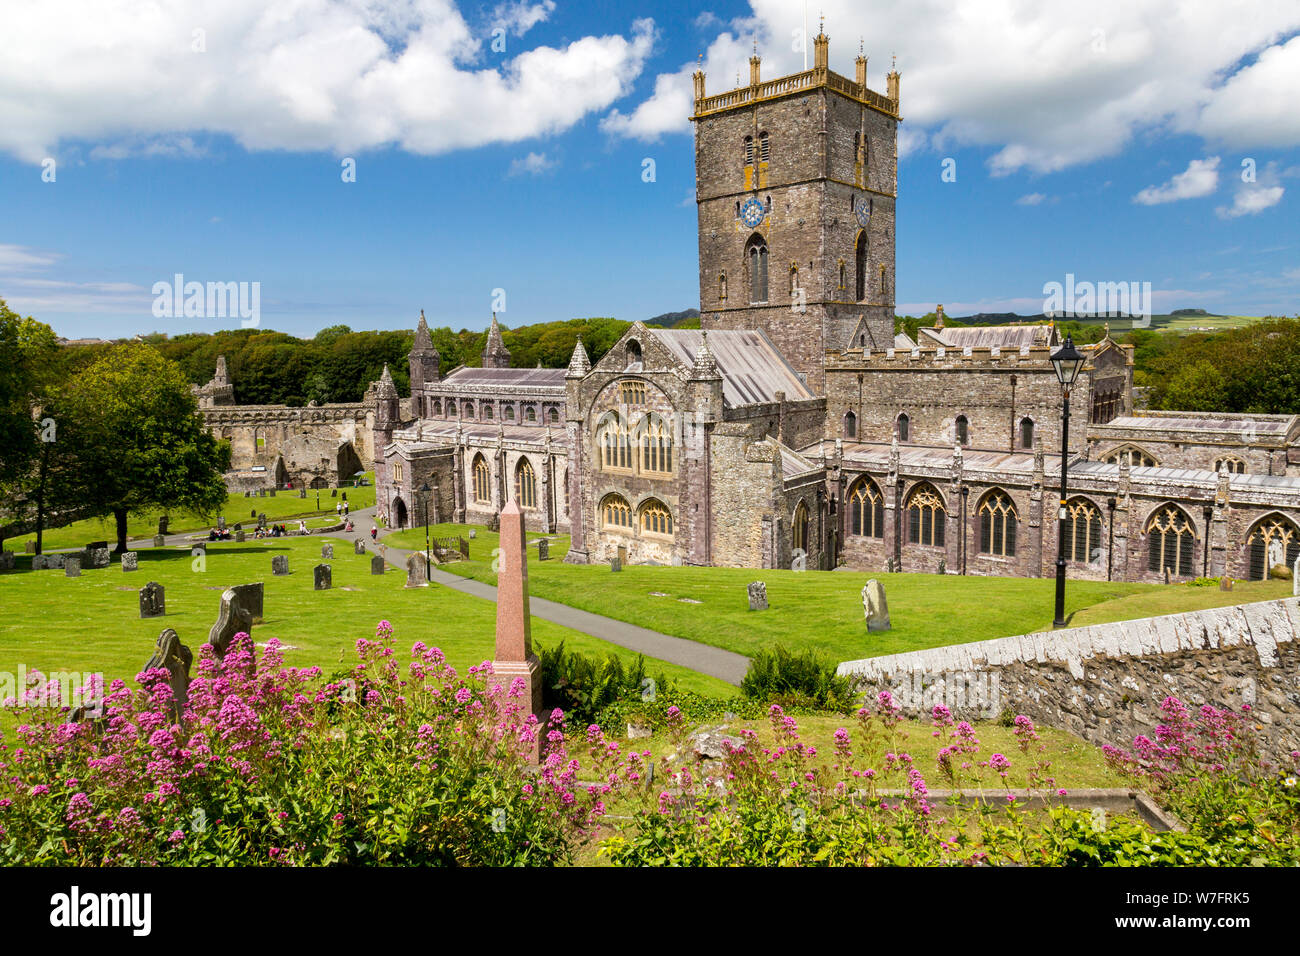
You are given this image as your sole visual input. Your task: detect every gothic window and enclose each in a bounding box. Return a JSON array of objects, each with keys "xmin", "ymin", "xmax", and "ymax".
[
  {"xmin": 463, "ymin": 401, "xmax": 475, "ymax": 419},
  {"xmin": 880, "ymin": 263, "xmax": 887, "ymax": 296},
  {"xmin": 906, "ymin": 483, "xmax": 946, "ymax": 548},
  {"xmin": 978, "ymin": 491, "xmax": 1018, "ymax": 557},
  {"xmin": 758, "ymin": 131, "xmax": 769, "ymax": 162},
  {"xmin": 719, "ymin": 273, "xmax": 727, "ymax": 302},
  {"xmin": 1146, "ymin": 505, "xmax": 1196, "ymax": 578},
  {"xmin": 618, "ymin": 380, "xmax": 646, "ymax": 405},
  {"xmin": 1247, "ymin": 515, "xmax": 1299, "ymax": 580},
  {"xmin": 746, "ymin": 234, "xmax": 769, "ymax": 303},
  {"xmin": 641, "ymin": 499, "xmax": 673, "ymax": 537},
  {"xmin": 1103, "ymin": 446, "xmax": 1156, "ymax": 468},
  {"xmin": 392, "ymin": 461, "xmax": 404, "ymax": 484},
  {"xmin": 855, "ymin": 232, "xmax": 867, "ymax": 301},
  {"xmin": 472, "ymin": 455, "xmax": 490, "ymax": 503},
  {"xmin": 515, "ymin": 457, "xmax": 537, "ymax": 509},
  {"xmin": 848, "ymin": 478, "xmax": 884, "ymax": 538},
  {"xmin": 956, "ymin": 415, "xmax": 969, "ymax": 446},
  {"xmin": 549, "ymin": 407, "xmax": 559, "ymax": 424},
  {"xmin": 1020, "ymin": 417, "xmax": 1035, "ymax": 449},
  {"xmin": 897, "ymin": 414, "xmax": 910, "ymax": 443},
  {"xmin": 525, "ymin": 406, "xmax": 536, "ymax": 423},
  {"xmin": 640, "ymin": 416, "xmax": 674, "ymax": 476},
  {"xmin": 743, "ymin": 135, "xmax": 754, "ymax": 166},
  {"xmin": 597, "ymin": 414, "xmax": 632, "ymax": 471},
  {"xmin": 1215, "ymin": 457, "xmax": 1246, "ymax": 475},
  {"xmin": 789, "ymin": 263, "xmax": 799, "ymax": 296},
  {"xmin": 433, "ymin": 399, "xmax": 442, "ymax": 416},
  {"xmin": 1066, "ymin": 498, "xmax": 1103, "ymax": 563},
  {"xmin": 792, "ymin": 500, "xmax": 809, "ymax": 553},
  {"xmin": 837, "ymin": 259, "xmax": 846, "ymax": 291},
  {"xmin": 483, "ymin": 404, "xmax": 493, "ymax": 420},
  {"xmin": 626, "ymin": 339, "xmax": 643, "ymax": 369},
  {"xmin": 844, "ymin": 410, "xmax": 857, "ymax": 439},
  {"xmin": 601, "ymin": 494, "xmax": 632, "ymax": 531}
]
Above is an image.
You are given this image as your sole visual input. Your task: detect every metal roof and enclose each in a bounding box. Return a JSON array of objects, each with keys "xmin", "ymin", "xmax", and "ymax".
[
  {"xmin": 437, "ymin": 367, "xmax": 566, "ymax": 389},
  {"xmin": 649, "ymin": 329, "xmax": 815, "ymax": 407},
  {"xmin": 1103, "ymin": 414, "xmax": 1294, "ymax": 436},
  {"xmin": 917, "ymin": 325, "xmax": 1058, "ymax": 350}
]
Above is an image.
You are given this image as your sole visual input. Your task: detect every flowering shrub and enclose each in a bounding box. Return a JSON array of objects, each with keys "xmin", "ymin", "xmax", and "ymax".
[{"xmin": 0, "ymin": 623, "xmax": 638, "ymax": 866}]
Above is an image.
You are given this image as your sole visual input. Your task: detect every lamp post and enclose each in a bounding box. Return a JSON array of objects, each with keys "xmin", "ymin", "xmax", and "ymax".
[
  {"xmin": 419, "ymin": 482, "xmax": 432, "ymax": 579},
  {"xmin": 1050, "ymin": 335, "xmax": 1087, "ymax": 628}
]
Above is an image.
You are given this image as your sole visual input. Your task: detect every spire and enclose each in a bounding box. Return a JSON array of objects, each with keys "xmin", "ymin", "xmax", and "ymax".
[
  {"xmin": 375, "ymin": 363, "xmax": 398, "ymax": 399},
  {"xmin": 380, "ymin": 363, "xmax": 393, "ymax": 385},
  {"xmin": 214, "ymin": 354, "xmax": 229, "ymax": 384},
  {"xmin": 566, "ymin": 336, "xmax": 592, "ymax": 378},
  {"xmin": 412, "ymin": 309, "xmax": 433, "ymax": 352},
  {"xmin": 691, "ymin": 330, "xmax": 721, "ymax": 379},
  {"xmin": 481, "ymin": 312, "xmax": 511, "ymax": 368}
]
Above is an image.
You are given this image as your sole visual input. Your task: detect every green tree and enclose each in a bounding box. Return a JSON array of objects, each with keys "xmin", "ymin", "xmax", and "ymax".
[
  {"xmin": 1162, "ymin": 359, "xmax": 1230, "ymax": 411},
  {"xmin": 59, "ymin": 343, "xmax": 231, "ymax": 551}
]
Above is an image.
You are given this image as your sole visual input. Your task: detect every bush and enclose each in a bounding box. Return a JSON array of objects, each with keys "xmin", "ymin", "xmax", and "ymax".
[
  {"xmin": 537, "ymin": 641, "xmax": 673, "ymax": 728},
  {"xmin": 739, "ymin": 644, "xmax": 855, "ymax": 712}
]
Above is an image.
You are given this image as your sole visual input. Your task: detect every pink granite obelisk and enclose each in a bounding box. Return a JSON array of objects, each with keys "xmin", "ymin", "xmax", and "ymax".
[{"xmin": 491, "ymin": 500, "xmax": 546, "ymax": 761}]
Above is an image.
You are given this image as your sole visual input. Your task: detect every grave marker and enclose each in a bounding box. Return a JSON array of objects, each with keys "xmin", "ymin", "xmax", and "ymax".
[
  {"xmin": 747, "ymin": 581, "xmax": 768, "ymax": 611},
  {"xmin": 139, "ymin": 581, "xmax": 166, "ymax": 618},
  {"xmin": 314, "ymin": 564, "xmax": 332, "ymax": 590},
  {"xmin": 121, "ymin": 552, "xmax": 138, "ymax": 572}
]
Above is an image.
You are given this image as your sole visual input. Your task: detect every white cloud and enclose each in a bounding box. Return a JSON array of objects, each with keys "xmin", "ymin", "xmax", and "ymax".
[
  {"xmin": 604, "ymin": 1, "xmax": 1300, "ymax": 174},
  {"xmin": 1132, "ymin": 157, "xmax": 1220, "ymax": 205},
  {"xmin": 0, "ymin": 1, "xmax": 655, "ymax": 163},
  {"xmin": 1016, "ymin": 192, "xmax": 1047, "ymax": 206},
  {"xmin": 507, "ymin": 150, "xmax": 555, "ymax": 176},
  {"xmin": 88, "ymin": 136, "xmax": 206, "ymax": 161},
  {"xmin": 490, "ymin": 0, "xmax": 555, "ymax": 37},
  {"xmin": 1217, "ymin": 160, "xmax": 1287, "ymax": 218},
  {"xmin": 0, "ymin": 244, "xmax": 61, "ymax": 271}
]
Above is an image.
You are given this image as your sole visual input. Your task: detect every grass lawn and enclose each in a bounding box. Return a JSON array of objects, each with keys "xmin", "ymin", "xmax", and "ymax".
[
  {"xmin": 0, "ymin": 535, "xmax": 734, "ymax": 725},
  {"xmin": 6, "ymin": 480, "xmax": 375, "ymax": 553},
  {"xmin": 381, "ymin": 522, "xmax": 1269, "ymax": 663}
]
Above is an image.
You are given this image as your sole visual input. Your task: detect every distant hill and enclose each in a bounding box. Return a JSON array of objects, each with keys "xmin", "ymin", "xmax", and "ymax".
[{"xmin": 644, "ymin": 308, "xmax": 700, "ymax": 329}]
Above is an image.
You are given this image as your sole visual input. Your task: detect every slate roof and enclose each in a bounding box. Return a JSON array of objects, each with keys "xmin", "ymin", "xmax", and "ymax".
[
  {"xmin": 917, "ymin": 325, "xmax": 1058, "ymax": 349},
  {"xmin": 435, "ymin": 367, "xmax": 566, "ymax": 390},
  {"xmin": 648, "ymin": 329, "xmax": 815, "ymax": 407},
  {"xmin": 1102, "ymin": 414, "xmax": 1296, "ymax": 436}
]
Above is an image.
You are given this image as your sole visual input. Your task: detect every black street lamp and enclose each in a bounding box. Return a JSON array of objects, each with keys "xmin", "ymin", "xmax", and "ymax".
[
  {"xmin": 1050, "ymin": 335, "xmax": 1087, "ymax": 627},
  {"xmin": 419, "ymin": 481, "xmax": 432, "ymax": 579}
]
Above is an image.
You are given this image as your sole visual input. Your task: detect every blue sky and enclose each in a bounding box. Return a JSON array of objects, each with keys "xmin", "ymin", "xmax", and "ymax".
[{"xmin": 1, "ymin": 0, "xmax": 1297, "ymax": 340}]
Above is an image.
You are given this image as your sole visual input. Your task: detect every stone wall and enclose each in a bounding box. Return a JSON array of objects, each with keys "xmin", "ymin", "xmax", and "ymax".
[{"xmin": 838, "ymin": 597, "xmax": 1300, "ymax": 762}]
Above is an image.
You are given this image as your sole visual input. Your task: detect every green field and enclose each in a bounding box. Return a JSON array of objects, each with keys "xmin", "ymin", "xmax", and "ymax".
[
  {"xmin": 0, "ymin": 535, "xmax": 734, "ymax": 717},
  {"xmin": 384, "ymin": 522, "xmax": 1291, "ymax": 663},
  {"xmin": 1064, "ymin": 313, "xmax": 1266, "ymax": 333}
]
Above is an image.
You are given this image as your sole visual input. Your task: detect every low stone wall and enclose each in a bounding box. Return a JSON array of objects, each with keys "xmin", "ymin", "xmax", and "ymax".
[{"xmin": 838, "ymin": 598, "xmax": 1300, "ymax": 761}]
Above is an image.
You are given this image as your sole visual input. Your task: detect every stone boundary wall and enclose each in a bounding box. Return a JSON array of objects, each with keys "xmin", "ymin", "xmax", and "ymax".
[{"xmin": 838, "ymin": 598, "xmax": 1300, "ymax": 761}]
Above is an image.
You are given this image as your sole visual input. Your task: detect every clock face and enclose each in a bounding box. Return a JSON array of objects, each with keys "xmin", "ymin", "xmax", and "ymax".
[
  {"xmin": 740, "ymin": 197, "xmax": 765, "ymax": 228},
  {"xmin": 855, "ymin": 200, "xmax": 871, "ymax": 228}
]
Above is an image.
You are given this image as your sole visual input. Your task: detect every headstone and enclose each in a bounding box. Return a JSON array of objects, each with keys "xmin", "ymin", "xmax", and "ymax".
[
  {"xmin": 139, "ymin": 581, "xmax": 166, "ymax": 618},
  {"xmin": 152, "ymin": 535, "xmax": 166, "ymax": 548},
  {"xmin": 217, "ymin": 515, "xmax": 226, "ymax": 531},
  {"xmin": 1163, "ymin": 567, "xmax": 1171, "ymax": 585},
  {"xmin": 272, "ymin": 555, "xmax": 289, "ymax": 576},
  {"xmin": 121, "ymin": 551, "xmax": 138, "ymax": 572},
  {"xmin": 314, "ymin": 564, "xmax": 332, "ymax": 590},
  {"xmin": 192, "ymin": 541, "xmax": 207, "ymax": 555},
  {"xmin": 46, "ymin": 553, "xmax": 64, "ymax": 569},
  {"xmin": 64, "ymin": 556, "xmax": 80, "ymax": 577},
  {"xmin": 405, "ymin": 553, "xmax": 426, "ymax": 588},
  {"xmin": 885, "ymin": 556, "xmax": 895, "ymax": 574},
  {"xmin": 235, "ymin": 530, "xmax": 245, "ymax": 543},
  {"xmin": 89, "ymin": 547, "xmax": 111, "ymax": 569},
  {"xmin": 489, "ymin": 501, "xmax": 545, "ymax": 761},
  {"xmin": 230, "ymin": 582, "xmax": 264, "ymax": 623},
  {"xmin": 0, "ymin": 552, "xmax": 14, "ymax": 571},
  {"xmin": 32, "ymin": 555, "xmax": 46, "ymax": 570},
  {"xmin": 143, "ymin": 627, "xmax": 193, "ymax": 720},
  {"xmin": 258, "ymin": 489, "xmax": 265, "ymax": 498},
  {"xmin": 537, "ymin": 539, "xmax": 549, "ymax": 561},
  {"xmin": 371, "ymin": 555, "xmax": 386, "ymax": 575},
  {"xmin": 937, "ymin": 558, "xmax": 946, "ymax": 575},
  {"xmin": 258, "ymin": 513, "xmax": 267, "ymax": 529},
  {"xmin": 321, "ymin": 543, "xmax": 334, "ymax": 560},
  {"xmin": 268, "ymin": 489, "xmax": 276, "ymax": 497},
  {"xmin": 86, "ymin": 540, "xmax": 107, "ymax": 551},
  {"xmin": 863, "ymin": 579, "xmax": 891, "ymax": 632},
  {"xmin": 353, "ymin": 539, "xmax": 365, "ymax": 555},
  {"xmin": 233, "ymin": 522, "xmax": 241, "ymax": 531},
  {"xmin": 245, "ymin": 491, "xmax": 251, "ymax": 497},
  {"xmin": 610, "ymin": 557, "xmax": 621, "ymax": 572},
  {"xmin": 208, "ymin": 588, "xmax": 254, "ymax": 659},
  {"xmin": 24, "ymin": 541, "xmax": 35, "ymax": 553},
  {"xmin": 747, "ymin": 581, "xmax": 768, "ymax": 611},
  {"xmin": 299, "ymin": 487, "xmax": 307, "ymax": 499},
  {"xmin": 158, "ymin": 517, "xmax": 169, "ymax": 535},
  {"xmin": 1219, "ymin": 576, "xmax": 1233, "ymax": 592},
  {"xmin": 469, "ymin": 529, "xmax": 477, "ymax": 540},
  {"xmin": 488, "ymin": 512, "xmax": 500, "ymax": 533},
  {"xmin": 330, "ymin": 489, "xmax": 337, "ymax": 498},
  {"xmin": 251, "ymin": 508, "xmax": 257, "ymax": 518}
]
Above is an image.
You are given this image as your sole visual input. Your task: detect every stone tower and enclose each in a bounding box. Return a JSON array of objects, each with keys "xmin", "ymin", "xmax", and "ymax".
[
  {"xmin": 691, "ymin": 30, "xmax": 900, "ymax": 393},
  {"xmin": 371, "ymin": 363, "xmax": 401, "ymax": 493},
  {"xmin": 481, "ymin": 313, "xmax": 511, "ymax": 368},
  {"xmin": 408, "ymin": 310, "xmax": 441, "ymax": 415},
  {"xmin": 194, "ymin": 354, "xmax": 236, "ymax": 407}
]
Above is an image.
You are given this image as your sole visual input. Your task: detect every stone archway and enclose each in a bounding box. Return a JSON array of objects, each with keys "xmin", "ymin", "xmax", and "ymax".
[{"xmin": 393, "ymin": 497, "xmax": 408, "ymax": 529}]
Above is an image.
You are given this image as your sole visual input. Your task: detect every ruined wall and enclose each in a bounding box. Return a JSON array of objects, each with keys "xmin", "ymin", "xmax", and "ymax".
[
  {"xmin": 839, "ymin": 597, "xmax": 1300, "ymax": 762},
  {"xmin": 204, "ymin": 403, "xmax": 376, "ymax": 477}
]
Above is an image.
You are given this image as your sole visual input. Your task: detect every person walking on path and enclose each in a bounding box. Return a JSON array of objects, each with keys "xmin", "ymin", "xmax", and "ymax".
[{"xmin": 370, "ymin": 522, "xmax": 378, "ymax": 541}]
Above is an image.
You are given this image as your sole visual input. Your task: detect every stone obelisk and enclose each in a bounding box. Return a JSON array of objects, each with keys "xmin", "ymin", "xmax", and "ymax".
[{"xmin": 492, "ymin": 500, "xmax": 546, "ymax": 761}]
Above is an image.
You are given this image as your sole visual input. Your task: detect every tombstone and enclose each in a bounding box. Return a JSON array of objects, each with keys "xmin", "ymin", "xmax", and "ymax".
[
  {"xmin": 230, "ymin": 582, "xmax": 264, "ymax": 624},
  {"xmin": 89, "ymin": 547, "xmax": 111, "ymax": 569},
  {"xmin": 251, "ymin": 508, "xmax": 257, "ymax": 518},
  {"xmin": 1219, "ymin": 576, "xmax": 1233, "ymax": 592},
  {"xmin": 244, "ymin": 491, "xmax": 251, "ymax": 498},
  {"xmin": 143, "ymin": 627, "xmax": 193, "ymax": 721},
  {"xmin": 537, "ymin": 539, "xmax": 549, "ymax": 562},
  {"xmin": 121, "ymin": 551, "xmax": 138, "ymax": 572},
  {"xmin": 258, "ymin": 489, "xmax": 265, "ymax": 498},
  {"xmin": 32, "ymin": 554, "xmax": 47, "ymax": 570},
  {"xmin": 152, "ymin": 535, "xmax": 166, "ymax": 548},
  {"xmin": 610, "ymin": 556, "xmax": 622, "ymax": 572},
  {"xmin": 371, "ymin": 555, "xmax": 386, "ymax": 575},
  {"xmin": 937, "ymin": 558, "xmax": 946, "ymax": 575},
  {"xmin": 469, "ymin": 529, "xmax": 477, "ymax": 540},
  {"xmin": 747, "ymin": 581, "xmax": 768, "ymax": 611},
  {"xmin": 330, "ymin": 488, "xmax": 337, "ymax": 498},
  {"xmin": 47, "ymin": 553, "xmax": 64, "ymax": 569},
  {"xmin": 314, "ymin": 564, "xmax": 332, "ymax": 590},
  {"xmin": 139, "ymin": 581, "xmax": 166, "ymax": 618},
  {"xmin": 405, "ymin": 553, "xmax": 426, "ymax": 588},
  {"xmin": 354, "ymin": 539, "xmax": 366, "ymax": 555},
  {"xmin": 64, "ymin": 556, "xmax": 81, "ymax": 577},
  {"xmin": 157, "ymin": 516, "xmax": 169, "ymax": 535},
  {"xmin": 1163, "ymin": 567, "xmax": 1171, "ymax": 585},
  {"xmin": 488, "ymin": 512, "xmax": 500, "ymax": 533},
  {"xmin": 24, "ymin": 541, "xmax": 35, "ymax": 553},
  {"xmin": 299, "ymin": 487, "xmax": 307, "ymax": 499},
  {"xmin": 192, "ymin": 541, "xmax": 207, "ymax": 555},
  {"xmin": 268, "ymin": 488, "xmax": 276, "ymax": 497},
  {"xmin": 235, "ymin": 530, "xmax": 245, "ymax": 543},
  {"xmin": 0, "ymin": 552, "xmax": 14, "ymax": 572},
  {"xmin": 258, "ymin": 513, "xmax": 267, "ymax": 530},
  {"xmin": 863, "ymin": 579, "xmax": 891, "ymax": 632},
  {"xmin": 489, "ymin": 500, "xmax": 545, "ymax": 761},
  {"xmin": 208, "ymin": 588, "xmax": 254, "ymax": 659},
  {"xmin": 885, "ymin": 556, "xmax": 895, "ymax": 574},
  {"xmin": 233, "ymin": 523, "xmax": 241, "ymax": 531},
  {"xmin": 321, "ymin": 543, "xmax": 334, "ymax": 560},
  {"xmin": 217, "ymin": 515, "xmax": 226, "ymax": 531},
  {"xmin": 86, "ymin": 540, "xmax": 107, "ymax": 551},
  {"xmin": 272, "ymin": 555, "xmax": 289, "ymax": 576}
]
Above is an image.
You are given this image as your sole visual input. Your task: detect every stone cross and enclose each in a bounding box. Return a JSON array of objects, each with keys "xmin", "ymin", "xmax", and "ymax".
[
  {"xmin": 271, "ymin": 555, "xmax": 289, "ymax": 575},
  {"xmin": 121, "ymin": 552, "xmax": 138, "ymax": 572},
  {"xmin": 139, "ymin": 581, "xmax": 166, "ymax": 619},
  {"xmin": 491, "ymin": 500, "xmax": 546, "ymax": 761},
  {"xmin": 863, "ymin": 579, "xmax": 891, "ymax": 631},
  {"xmin": 314, "ymin": 564, "xmax": 332, "ymax": 590},
  {"xmin": 747, "ymin": 581, "xmax": 768, "ymax": 611}
]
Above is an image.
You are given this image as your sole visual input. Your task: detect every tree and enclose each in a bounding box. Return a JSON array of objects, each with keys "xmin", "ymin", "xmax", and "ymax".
[
  {"xmin": 59, "ymin": 343, "xmax": 231, "ymax": 551},
  {"xmin": 0, "ymin": 300, "xmax": 51, "ymax": 488}
]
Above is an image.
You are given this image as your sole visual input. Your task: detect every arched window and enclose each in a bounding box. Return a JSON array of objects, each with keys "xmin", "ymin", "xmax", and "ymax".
[
  {"xmin": 463, "ymin": 401, "xmax": 475, "ymax": 420},
  {"xmin": 1066, "ymin": 498, "xmax": 1103, "ymax": 563},
  {"xmin": 837, "ymin": 259, "xmax": 846, "ymax": 291},
  {"xmin": 600, "ymin": 494, "xmax": 632, "ymax": 531},
  {"xmin": 880, "ymin": 263, "xmax": 887, "ymax": 296},
  {"xmin": 515, "ymin": 458, "xmax": 537, "ymax": 509},
  {"xmin": 1215, "ymin": 457, "xmax": 1246, "ymax": 475},
  {"xmin": 626, "ymin": 339, "xmax": 642, "ymax": 369},
  {"xmin": 1103, "ymin": 446, "xmax": 1156, "ymax": 468},
  {"xmin": 504, "ymin": 405, "xmax": 515, "ymax": 422},
  {"xmin": 956, "ymin": 415, "xmax": 969, "ymax": 446},
  {"xmin": 525, "ymin": 406, "xmax": 536, "ymax": 423},
  {"xmin": 789, "ymin": 263, "xmax": 799, "ymax": 296},
  {"xmin": 746, "ymin": 234, "xmax": 769, "ymax": 303},
  {"xmin": 743, "ymin": 135, "xmax": 753, "ymax": 166},
  {"xmin": 641, "ymin": 499, "xmax": 673, "ymax": 537},
  {"xmin": 432, "ymin": 399, "xmax": 442, "ymax": 417},
  {"xmin": 640, "ymin": 416, "xmax": 674, "ymax": 476},
  {"xmin": 906, "ymin": 483, "xmax": 946, "ymax": 547},
  {"xmin": 978, "ymin": 491, "xmax": 1017, "ymax": 557},
  {"xmin": 1247, "ymin": 515, "xmax": 1299, "ymax": 580},
  {"xmin": 844, "ymin": 410, "xmax": 857, "ymax": 439},
  {"xmin": 549, "ymin": 407, "xmax": 559, "ymax": 424},
  {"xmin": 848, "ymin": 478, "xmax": 884, "ymax": 539},
  {"xmin": 758, "ymin": 131, "xmax": 769, "ymax": 162},
  {"xmin": 472, "ymin": 455, "xmax": 490, "ymax": 504},
  {"xmin": 597, "ymin": 414, "xmax": 632, "ymax": 471},
  {"xmin": 483, "ymin": 404, "xmax": 494, "ymax": 420},
  {"xmin": 792, "ymin": 500, "xmax": 809, "ymax": 553},
  {"xmin": 1146, "ymin": 505, "xmax": 1196, "ymax": 578},
  {"xmin": 618, "ymin": 380, "xmax": 646, "ymax": 405},
  {"xmin": 1019, "ymin": 417, "xmax": 1034, "ymax": 449},
  {"xmin": 855, "ymin": 232, "xmax": 868, "ymax": 301},
  {"xmin": 897, "ymin": 414, "xmax": 910, "ymax": 443},
  {"xmin": 719, "ymin": 273, "xmax": 727, "ymax": 301}
]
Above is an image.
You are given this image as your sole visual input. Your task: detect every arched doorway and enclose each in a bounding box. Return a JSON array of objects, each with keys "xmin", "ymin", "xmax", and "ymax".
[{"xmin": 393, "ymin": 497, "xmax": 408, "ymax": 529}]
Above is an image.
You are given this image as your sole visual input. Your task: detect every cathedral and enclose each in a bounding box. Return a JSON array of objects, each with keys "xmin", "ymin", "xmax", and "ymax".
[{"xmin": 371, "ymin": 31, "xmax": 1300, "ymax": 585}]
